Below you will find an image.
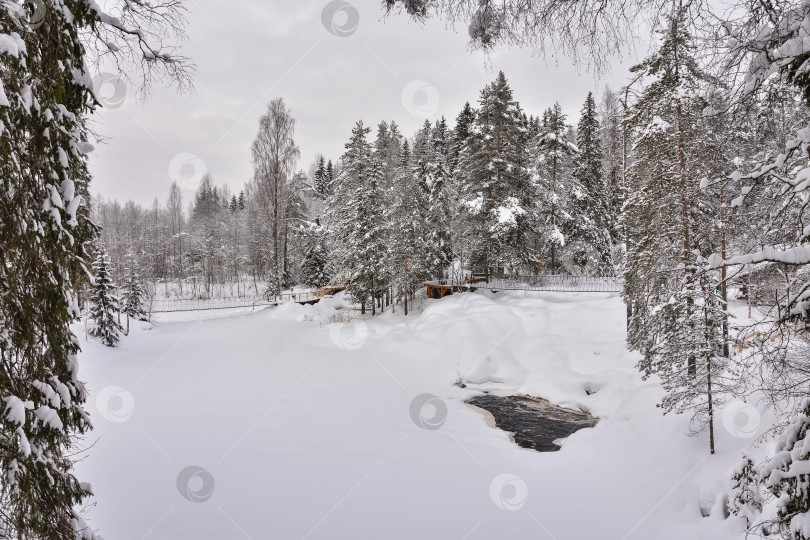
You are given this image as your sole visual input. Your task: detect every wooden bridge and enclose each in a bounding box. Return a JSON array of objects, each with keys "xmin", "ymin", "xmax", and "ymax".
[
  {"xmin": 275, "ymin": 272, "xmax": 351, "ymax": 305},
  {"xmin": 425, "ymin": 274, "xmax": 623, "ymax": 299}
]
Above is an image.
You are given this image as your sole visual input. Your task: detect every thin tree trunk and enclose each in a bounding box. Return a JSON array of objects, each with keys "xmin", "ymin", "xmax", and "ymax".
[
  {"xmin": 404, "ymin": 254, "xmax": 409, "ymax": 316},
  {"xmin": 705, "ymin": 303, "xmax": 715, "ymax": 455},
  {"xmin": 720, "ymin": 184, "xmax": 729, "ymax": 358},
  {"xmin": 677, "ymin": 98, "xmax": 696, "ymax": 377}
]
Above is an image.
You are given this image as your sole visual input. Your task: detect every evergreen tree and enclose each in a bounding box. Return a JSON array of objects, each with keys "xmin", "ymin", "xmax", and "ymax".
[
  {"xmin": 389, "ymin": 139, "xmax": 431, "ymax": 302},
  {"xmin": 727, "ymin": 454, "xmax": 763, "ymax": 528},
  {"xmin": 450, "ymin": 101, "xmax": 476, "ymax": 174},
  {"xmin": 299, "ymin": 218, "xmax": 331, "ymax": 288},
  {"xmin": 89, "ymin": 245, "xmax": 122, "ymax": 347},
  {"xmin": 189, "ymin": 174, "xmax": 225, "ymax": 295},
  {"xmin": 763, "ymin": 399, "xmax": 810, "ymax": 539},
  {"xmin": 566, "ymin": 91, "xmax": 612, "ymax": 274},
  {"xmin": 372, "ymin": 120, "xmax": 402, "ymax": 309},
  {"xmin": 352, "ymin": 157, "xmax": 388, "ymax": 314},
  {"xmin": 431, "ymin": 116, "xmax": 451, "ymax": 160},
  {"xmin": 328, "ymin": 121, "xmax": 388, "ymax": 314},
  {"xmin": 426, "ymin": 118, "xmax": 454, "ymax": 276},
  {"xmin": 121, "ymin": 251, "xmax": 146, "ymax": 326},
  {"xmin": 535, "ymin": 102, "xmax": 577, "ymax": 273},
  {"xmin": 599, "ymin": 87, "xmax": 627, "ymax": 243},
  {"xmin": 314, "ymin": 155, "xmax": 329, "ymax": 198},
  {"xmin": 457, "ymin": 72, "xmax": 535, "ymax": 276},
  {"xmin": 621, "ymin": 7, "xmax": 727, "ymax": 452},
  {"xmin": 0, "ymin": 0, "xmax": 192, "ymax": 535},
  {"xmin": 326, "ymin": 160, "xmax": 335, "ymax": 194}
]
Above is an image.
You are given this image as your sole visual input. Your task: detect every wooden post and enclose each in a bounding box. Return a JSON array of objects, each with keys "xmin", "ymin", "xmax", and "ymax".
[{"xmin": 747, "ymin": 273, "xmax": 751, "ymax": 318}]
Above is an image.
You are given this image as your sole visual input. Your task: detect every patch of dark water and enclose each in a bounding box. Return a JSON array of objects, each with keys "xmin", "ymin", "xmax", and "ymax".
[{"xmin": 467, "ymin": 394, "xmax": 597, "ymax": 452}]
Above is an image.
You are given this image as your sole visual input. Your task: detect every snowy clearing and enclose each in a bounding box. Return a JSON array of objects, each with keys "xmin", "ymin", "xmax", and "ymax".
[{"xmin": 77, "ymin": 291, "xmax": 756, "ymax": 539}]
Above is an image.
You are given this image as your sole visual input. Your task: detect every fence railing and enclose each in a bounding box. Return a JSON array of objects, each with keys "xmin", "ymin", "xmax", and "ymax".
[
  {"xmin": 276, "ymin": 290, "xmax": 325, "ymax": 303},
  {"xmin": 434, "ymin": 274, "xmax": 623, "ymax": 293},
  {"xmin": 148, "ymin": 296, "xmax": 273, "ymax": 313}
]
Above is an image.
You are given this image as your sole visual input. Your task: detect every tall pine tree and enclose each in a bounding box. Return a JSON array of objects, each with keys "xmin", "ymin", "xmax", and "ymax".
[
  {"xmin": 457, "ymin": 72, "xmax": 535, "ymax": 276},
  {"xmin": 622, "ymin": 6, "xmax": 727, "ymax": 453}
]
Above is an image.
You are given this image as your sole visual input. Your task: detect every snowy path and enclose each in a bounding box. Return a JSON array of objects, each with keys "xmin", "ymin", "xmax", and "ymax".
[{"xmin": 76, "ymin": 292, "xmax": 750, "ymax": 539}]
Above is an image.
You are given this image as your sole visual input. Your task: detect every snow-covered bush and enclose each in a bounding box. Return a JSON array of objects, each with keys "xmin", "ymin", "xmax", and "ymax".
[
  {"xmin": 727, "ymin": 454, "xmax": 763, "ymax": 528},
  {"xmin": 762, "ymin": 399, "xmax": 810, "ymax": 539}
]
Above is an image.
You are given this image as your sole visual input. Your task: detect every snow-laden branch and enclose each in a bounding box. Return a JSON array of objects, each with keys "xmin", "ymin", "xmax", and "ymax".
[{"xmin": 709, "ymin": 245, "xmax": 810, "ymax": 268}]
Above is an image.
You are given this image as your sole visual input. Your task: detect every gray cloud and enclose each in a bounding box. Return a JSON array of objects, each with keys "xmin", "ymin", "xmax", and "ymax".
[{"xmin": 88, "ymin": 0, "xmax": 635, "ymax": 205}]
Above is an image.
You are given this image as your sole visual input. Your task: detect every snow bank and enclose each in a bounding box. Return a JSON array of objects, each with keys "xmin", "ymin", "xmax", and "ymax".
[{"xmin": 463, "ymin": 353, "xmax": 528, "ymax": 387}]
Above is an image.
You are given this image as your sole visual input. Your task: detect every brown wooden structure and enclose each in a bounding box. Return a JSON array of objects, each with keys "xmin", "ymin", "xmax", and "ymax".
[
  {"xmin": 321, "ymin": 272, "xmax": 351, "ymax": 296},
  {"xmin": 277, "ymin": 272, "xmax": 351, "ymax": 305},
  {"xmin": 425, "ymin": 273, "xmax": 492, "ymax": 299},
  {"xmin": 532, "ymin": 254, "xmax": 545, "ymax": 275},
  {"xmin": 425, "ymin": 281, "xmax": 455, "ymax": 299}
]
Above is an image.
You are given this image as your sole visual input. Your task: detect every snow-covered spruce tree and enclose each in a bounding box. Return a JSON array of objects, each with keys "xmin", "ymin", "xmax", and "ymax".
[
  {"xmin": 450, "ymin": 101, "xmax": 476, "ymax": 175},
  {"xmin": 121, "ymin": 251, "xmax": 146, "ymax": 327},
  {"xmin": 352, "ymin": 157, "xmax": 388, "ymax": 315},
  {"xmin": 427, "ymin": 117, "xmax": 454, "ymax": 276},
  {"xmin": 372, "ymin": 120, "xmax": 400, "ymax": 310},
  {"xmin": 535, "ymin": 102, "xmax": 577, "ymax": 273},
  {"xmin": 89, "ymin": 245, "xmax": 122, "ymax": 347},
  {"xmin": 189, "ymin": 174, "xmax": 226, "ymax": 296},
  {"xmin": 314, "ymin": 155, "xmax": 329, "ymax": 198},
  {"xmin": 374, "ymin": 119, "xmax": 403, "ymax": 194},
  {"xmin": 0, "ymin": 1, "xmax": 190, "ymax": 537},
  {"xmin": 411, "ymin": 120, "xmax": 452, "ymax": 279},
  {"xmin": 599, "ymin": 87, "xmax": 628, "ymax": 244},
  {"xmin": 389, "ymin": 139, "xmax": 429, "ymax": 309},
  {"xmin": 621, "ymin": 7, "xmax": 728, "ymax": 453},
  {"xmin": 325, "ymin": 160, "xmax": 336, "ymax": 195},
  {"xmin": 328, "ymin": 121, "xmax": 388, "ymax": 314},
  {"xmin": 457, "ymin": 72, "xmax": 535, "ymax": 276},
  {"xmin": 299, "ymin": 218, "xmax": 331, "ymax": 289},
  {"xmin": 566, "ymin": 91, "xmax": 612, "ymax": 274},
  {"xmin": 727, "ymin": 454, "xmax": 763, "ymax": 529}
]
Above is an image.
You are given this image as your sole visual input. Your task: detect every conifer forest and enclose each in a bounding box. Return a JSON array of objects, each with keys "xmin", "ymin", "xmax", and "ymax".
[{"xmin": 3, "ymin": 1, "xmax": 810, "ymax": 539}]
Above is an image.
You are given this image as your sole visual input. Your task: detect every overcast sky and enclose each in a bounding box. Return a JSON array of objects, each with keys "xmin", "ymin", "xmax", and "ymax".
[{"xmin": 88, "ymin": 0, "xmax": 640, "ymax": 206}]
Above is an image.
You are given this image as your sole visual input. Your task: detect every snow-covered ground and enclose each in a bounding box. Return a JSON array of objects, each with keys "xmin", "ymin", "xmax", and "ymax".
[{"xmin": 75, "ymin": 291, "xmax": 761, "ymax": 539}]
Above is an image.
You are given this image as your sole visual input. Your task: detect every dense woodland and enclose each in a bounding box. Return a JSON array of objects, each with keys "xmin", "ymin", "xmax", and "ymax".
[
  {"xmin": 5, "ymin": 0, "xmax": 810, "ymax": 539},
  {"xmin": 91, "ymin": 76, "xmax": 618, "ymax": 307},
  {"xmin": 90, "ymin": 9, "xmax": 810, "ymax": 538}
]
